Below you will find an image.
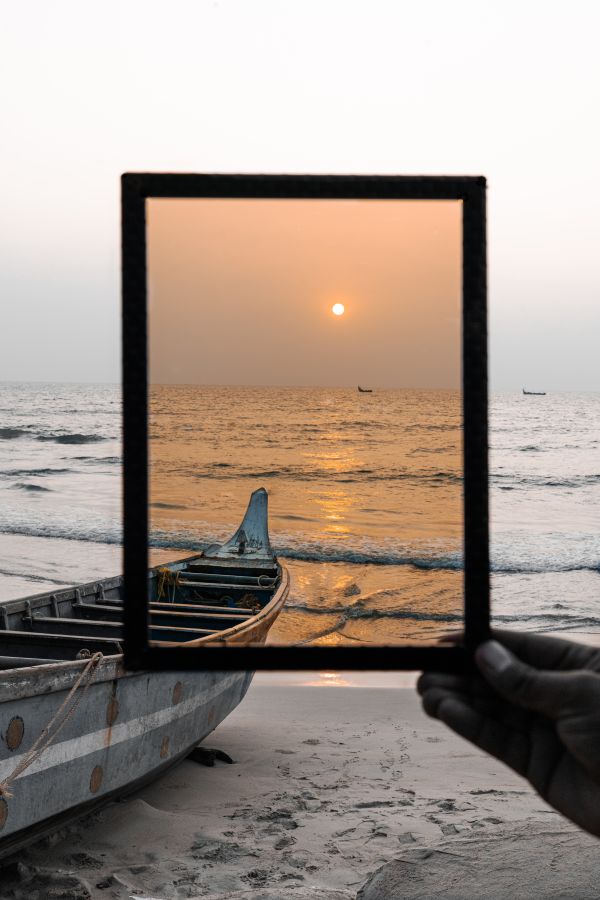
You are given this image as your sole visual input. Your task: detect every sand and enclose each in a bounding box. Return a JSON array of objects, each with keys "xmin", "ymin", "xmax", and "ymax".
[{"xmin": 2, "ymin": 676, "xmax": 599, "ymax": 899}]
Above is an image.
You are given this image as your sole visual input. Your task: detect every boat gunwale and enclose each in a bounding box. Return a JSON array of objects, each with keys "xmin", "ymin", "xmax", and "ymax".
[
  {"xmin": 0, "ymin": 564, "xmax": 288, "ymax": 703},
  {"xmin": 0, "ymin": 653, "xmax": 126, "ymax": 704},
  {"xmin": 0, "ymin": 548, "xmax": 276, "ymax": 620}
]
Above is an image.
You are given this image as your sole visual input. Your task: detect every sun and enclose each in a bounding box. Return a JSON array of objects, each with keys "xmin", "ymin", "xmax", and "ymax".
[{"xmin": 331, "ymin": 303, "xmax": 345, "ymax": 317}]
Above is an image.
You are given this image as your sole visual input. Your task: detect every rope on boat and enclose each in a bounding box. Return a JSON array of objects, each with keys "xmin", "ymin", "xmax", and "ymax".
[
  {"xmin": 236, "ymin": 593, "xmax": 262, "ymax": 613},
  {"xmin": 157, "ymin": 567, "xmax": 180, "ymax": 602},
  {"xmin": 0, "ymin": 652, "xmax": 103, "ymax": 799}
]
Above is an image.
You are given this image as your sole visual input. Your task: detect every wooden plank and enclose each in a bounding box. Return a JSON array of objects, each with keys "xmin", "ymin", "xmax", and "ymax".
[
  {"xmin": 75, "ymin": 602, "xmax": 250, "ymax": 621},
  {"xmin": 180, "ymin": 571, "xmax": 276, "ymax": 586},
  {"xmin": 28, "ymin": 617, "xmax": 217, "ymax": 640},
  {"xmin": 150, "ymin": 601, "xmax": 253, "ymax": 616},
  {"xmin": 177, "ymin": 580, "xmax": 265, "ymax": 592},
  {"xmin": 0, "ymin": 655, "xmax": 57, "ymax": 668},
  {"xmin": 0, "ymin": 630, "xmax": 123, "ymax": 660},
  {"xmin": 73, "ymin": 603, "xmax": 250, "ymax": 629}
]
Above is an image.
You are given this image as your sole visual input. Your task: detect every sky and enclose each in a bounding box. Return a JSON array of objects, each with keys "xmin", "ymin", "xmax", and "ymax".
[
  {"xmin": 147, "ymin": 198, "xmax": 461, "ymax": 387},
  {"xmin": 1, "ymin": 1, "xmax": 599, "ymax": 390}
]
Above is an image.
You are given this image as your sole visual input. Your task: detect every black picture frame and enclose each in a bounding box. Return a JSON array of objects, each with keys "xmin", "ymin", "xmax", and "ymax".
[{"xmin": 122, "ymin": 173, "xmax": 488, "ymax": 672}]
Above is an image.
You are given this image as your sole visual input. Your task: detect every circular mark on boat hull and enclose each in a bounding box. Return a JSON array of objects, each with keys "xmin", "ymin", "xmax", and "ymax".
[
  {"xmin": 160, "ymin": 736, "xmax": 170, "ymax": 759},
  {"xmin": 90, "ymin": 765, "xmax": 103, "ymax": 794},
  {"xmin": 106, "ymin": 698, "xmax": 119, "ymax": 727},
  {"xmin": 172, "ymin": 682, "xmax": 184, "ymax": 705},
  {"xmin": 0, "ymin": 799, "xmax": 7, "ymax": 830},
  {"xmin": 6, "ymin": 717, "xmax": 24, "ymax": 751}
]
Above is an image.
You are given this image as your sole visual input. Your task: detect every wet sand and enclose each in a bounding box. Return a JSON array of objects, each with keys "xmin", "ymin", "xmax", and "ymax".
[{"xmin": 3, "ymin": 679, "xmax": 599, "ymax": 899}]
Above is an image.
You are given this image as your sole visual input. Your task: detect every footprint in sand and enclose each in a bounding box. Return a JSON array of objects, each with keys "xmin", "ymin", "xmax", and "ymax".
[
  {"xmin": 441, "ymin": 823, "xmax": 467, "ymax": 835},
  {"xmin": 62, "ymin": 851, "xmax": 103, "ymax": 870},
  {"xmin": 398, "ymin": 832, "xmax": 417, "ymax": 844},
  {"xmin": 274, "ymin": 835, "xmax": 296, "ymax": 850},
  {"xmin": 1, "ymin": 866, "xmax": 92, "ymax": 900}
]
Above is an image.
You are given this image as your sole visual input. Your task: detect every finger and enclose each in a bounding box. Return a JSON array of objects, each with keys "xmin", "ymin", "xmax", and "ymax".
[
  {"xmin": 420, "ymin": 683, "xmax": 533, "ymax": 734},
  {"xmin": 491, "ymin": 630, "xmax": 599, "ymax": 671},
  {"xmin": 441, "ymin": 629, "xmax": 599, "ymax": 671},
  {"xmin": 417, "ymin": 671, "xmax": 490, "ymax": 698},
  {"xmin": 476, "ymin": 640, "xmax": 599, "ymax": 719},
  {"xmin": 417, "ymin": 672, "xmax": 465, "ymax": 695},
  {"xmin": 436, "ymin": 696, "xmax": 531, "ymax": 778},
  {"xmin": 437, "ymin": 631, "xmax": 463, "ymax": 644},
  {"xmin": 421, "ymin": 686, "xmax": 462, "ymax": 719}
]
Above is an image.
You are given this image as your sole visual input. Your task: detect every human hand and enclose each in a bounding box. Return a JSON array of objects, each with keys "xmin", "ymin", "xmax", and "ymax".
[{"xmin": 417, "ymin": 630, "xmax": 600, "ymax": 836}]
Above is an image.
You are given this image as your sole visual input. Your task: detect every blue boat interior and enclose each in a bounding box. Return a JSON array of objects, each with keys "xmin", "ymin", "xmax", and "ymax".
[{"xmin": 0, "ymin": 557, "xmax": 281, "ymax": 668}]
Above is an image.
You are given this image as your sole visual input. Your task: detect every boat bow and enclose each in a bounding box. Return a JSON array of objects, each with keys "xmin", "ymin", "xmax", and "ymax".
[{"xmin": 205, "ymin": 487, "xmax": 275, "ymax": 563}]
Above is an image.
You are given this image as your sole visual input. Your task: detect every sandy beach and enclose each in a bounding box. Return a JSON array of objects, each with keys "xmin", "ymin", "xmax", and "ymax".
[{"xmin": 2, "ymin": 676, "xmax": 599, "ymax": 900}]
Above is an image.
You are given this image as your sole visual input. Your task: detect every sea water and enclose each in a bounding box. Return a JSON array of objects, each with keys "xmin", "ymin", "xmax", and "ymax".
[{"xmin": 0, "ymin": 383, "xmax": 599, "ymax": 642}]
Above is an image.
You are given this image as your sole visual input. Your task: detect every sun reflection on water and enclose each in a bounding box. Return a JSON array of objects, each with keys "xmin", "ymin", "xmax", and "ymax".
[{"xmin": 305, "ymin": 671, "xmax": 353, "ymax": 687}]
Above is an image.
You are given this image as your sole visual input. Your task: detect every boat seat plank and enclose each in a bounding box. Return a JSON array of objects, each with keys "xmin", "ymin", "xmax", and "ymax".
[
  {"xmin": 179, "ymin": 571, "xmax": 276, "ymax": 586},
  {"xmin": 0, "ymin": 655, "xmax": 58, "ymax": 669},
  {"xmin": 150, "ymin": 601, "xmax": 253, "ymax": 616},
  {"xmin": 27, "ymin": 617, "xmax": 124, "ymax": 639},
  {"xmin": 99, "ymin": 598, "xmax": 255, "ymax": 616},
  {"xmin": 72, "ymin": 603, "xmax": 254, "ymax": 622},
  {"xmin": 73, "ymin": 602, "xmax": 250, "ymax": 628},
  {"xmin": 27, "ymin": 616, "xmax": 219, "ymax": 641},
  {"xmin": 0, "ymin": 630, "xmax": 123, "ymax": 660},
  {"xmin": 186, "ymin": 561, "xmax": 278, "ymax": 576},
  {"xmin": 177, "ymin": 580, "xmax": 266, "ymax": 592},
  {"xmin": 151, "ymin": 611, "xmax": 251, "ymax": 630}
]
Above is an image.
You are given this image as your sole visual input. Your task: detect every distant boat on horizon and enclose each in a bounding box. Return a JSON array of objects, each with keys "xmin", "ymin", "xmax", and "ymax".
[
  {"xmin": 357, "ymin": 386, "xmax": 373, "ymax": 393},
  {"xmin": 522, "ymin": 388, "xmax": 546, "ymax": 396}
]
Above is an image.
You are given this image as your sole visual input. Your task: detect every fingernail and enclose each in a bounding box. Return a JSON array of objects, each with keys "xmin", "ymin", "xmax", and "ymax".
[{"xmin": 476, "ymin": 641, "xmax": 513, "ymax": 674}]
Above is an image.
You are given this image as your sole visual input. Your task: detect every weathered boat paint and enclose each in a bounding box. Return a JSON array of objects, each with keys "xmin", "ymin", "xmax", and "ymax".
[
  {"xmin": 0, "ymin": 664, "xmax": 253, "ymax": 853},
  {"xmin": 0, "ymin": 488, "xmax": 288, "ymax": 858}
]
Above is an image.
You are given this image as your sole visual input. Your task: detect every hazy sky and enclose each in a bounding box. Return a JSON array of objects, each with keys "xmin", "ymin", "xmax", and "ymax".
[
  {"xmin": 148, "ymin": 199, "xmax": 461, "ymax": 387},
  {"xmin": 1, "ymin": 2, "xmax": 599, "ymax": 389}
]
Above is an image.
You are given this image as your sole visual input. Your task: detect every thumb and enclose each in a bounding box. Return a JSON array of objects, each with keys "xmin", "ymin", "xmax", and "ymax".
[{"xmin": 475, "ymin": 640, "xmax": 593, "ymax": 719}]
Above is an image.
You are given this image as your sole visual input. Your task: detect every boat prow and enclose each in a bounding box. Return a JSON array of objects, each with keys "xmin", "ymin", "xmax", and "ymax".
[
  {"xmin": 153, "ymin": 487, "xmax": 289, "ymax": 647},
  {"xmin": 205, "ymin": 487, "xmax": 273, "ymax": 562}
]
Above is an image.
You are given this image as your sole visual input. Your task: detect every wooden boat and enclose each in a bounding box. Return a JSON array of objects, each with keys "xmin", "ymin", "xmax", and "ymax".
[
  {"xmin": 522, "ymin": 388, "xmax": 546, "ymax": 396},
  {"xmin": 357, "ymin": 386, "xmax": 373, "ymax": 393},
  {"xmin": 0, "ymin": 488, "xmax": 288, "ymax": 859}
]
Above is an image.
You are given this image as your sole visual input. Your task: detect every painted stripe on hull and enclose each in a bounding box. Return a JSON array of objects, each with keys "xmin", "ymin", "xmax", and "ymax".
[
  {"xmin": 0, "ymin": 670, "xmax": 251, "ymax": 843},
  {"xmin": 0, "ymin": 673, "xmax": 240, "ymax": 782}
]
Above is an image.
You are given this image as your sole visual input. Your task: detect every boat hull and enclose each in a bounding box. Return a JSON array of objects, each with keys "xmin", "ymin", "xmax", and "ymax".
[
  {"xmin": 0, "ymin": 488, "xmax": 288, "ymax": 857},
  {"xmin": 0, "ymin": 657, "xmax": 253, "ymax": 858}
]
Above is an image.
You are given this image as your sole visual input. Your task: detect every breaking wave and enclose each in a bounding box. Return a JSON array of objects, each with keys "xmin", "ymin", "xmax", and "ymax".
[
  {"xmin": 36, "ymin": 432, "xmax": 108, "ymax": 444},
  {"xmin": 285, "ymin": 601, "xmax": 600, "ymax": 633},
  {"xmin": 286, "ymin": 601, "xmax": 464, "ymax": 622},
  {"xmin": 1, "ymin": 520, "xmax": 598, "ymax": 577},
  {"xmin": 492, "ymin": 472, "xmax": 600, "ymax": 489},
  {"xmin": 0, "ymin": 467, "xmax": 72, "ymax": 478},
  {"xmin": 0, "ymin": 425, "xmax": 111, "ymax": 444},
  {"xmin": 0, "ymin": 427, "xmax": 32, "ymax": 440},
  {"xmin": 183, "ymin": 465, "xmax": 463, "ymax": 486}
]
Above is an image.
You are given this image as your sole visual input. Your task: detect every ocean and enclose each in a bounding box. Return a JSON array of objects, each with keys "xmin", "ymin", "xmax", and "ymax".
[{"xmin": 0, "ymin": 382, "xmax": 599, "ymax": 644}]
